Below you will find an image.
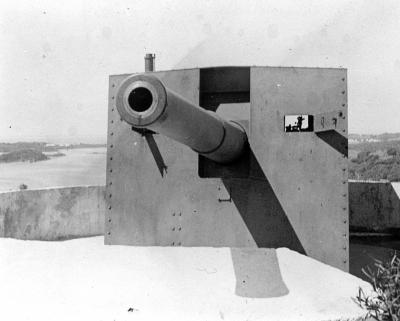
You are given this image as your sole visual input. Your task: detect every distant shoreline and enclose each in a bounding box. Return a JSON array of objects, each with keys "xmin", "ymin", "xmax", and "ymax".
[
  {"xmin": 0, "ymin": 143, "xmax": 106, "ymax": 164},
  {"xmin": 0, "ymin": 147, "xmax": 106, "ymax": 192},
  {"xmin": 0, "ymin": 142, "xmax": 106, "ymax": 151}
]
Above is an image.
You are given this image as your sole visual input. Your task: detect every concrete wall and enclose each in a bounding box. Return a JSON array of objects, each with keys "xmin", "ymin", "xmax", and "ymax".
[
  {"xmin": 349, "ymin": 180, "xmax": 400, "ymax": 232},
  {"xmin": 0, "ymin": 186, "xmax": 105, "ymax": 240},
  {"xmin": 0, "ymin": 181, "xmax": 399, "ymax": 241}
]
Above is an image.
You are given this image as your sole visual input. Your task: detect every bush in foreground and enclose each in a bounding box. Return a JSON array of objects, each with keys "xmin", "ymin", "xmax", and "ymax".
[{"xmin": 355, "ymin": 253, "xmax": 400, "ymax": 320}]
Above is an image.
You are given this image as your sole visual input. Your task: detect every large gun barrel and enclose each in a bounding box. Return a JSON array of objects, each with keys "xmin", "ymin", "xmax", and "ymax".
[{"xmin": 116, "ymin": 74, "xmax": 247, "ymax": 163}]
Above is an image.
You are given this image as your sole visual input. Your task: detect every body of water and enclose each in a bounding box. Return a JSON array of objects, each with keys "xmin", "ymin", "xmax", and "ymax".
[{"xmin": 0, "ymin": 148, "xmax": 106, "ymax": 192}]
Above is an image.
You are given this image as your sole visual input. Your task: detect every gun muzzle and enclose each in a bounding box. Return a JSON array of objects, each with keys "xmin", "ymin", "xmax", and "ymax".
[{"xmin": 116, "ymin": 74, "xmax": 247, "ymax": 164}]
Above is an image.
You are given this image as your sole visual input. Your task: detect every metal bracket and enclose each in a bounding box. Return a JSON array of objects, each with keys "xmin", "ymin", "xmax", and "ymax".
[
  {"xmin": 314, "ymin": 111, "xmax": 344, "ymax": 133},
  {"xmin": 218, "ymin": 186, "xmax": 232, "ymax": 202},
  {"xmin": 131, "ymin": 126, "xmax": 156, "ymax": 136},
  {"xmin": 131, "ymin": 126, "xmax": 168, "ymax": 177},
  {"xmin": 314, "ymin": 110, "xmax": 348, "ymax": 157}
]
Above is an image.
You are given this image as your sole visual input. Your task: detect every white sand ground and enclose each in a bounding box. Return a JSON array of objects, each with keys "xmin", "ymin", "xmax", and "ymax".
[{"xmin": 0, "ymin": 237, "xmax": 371, "ymax": 321}]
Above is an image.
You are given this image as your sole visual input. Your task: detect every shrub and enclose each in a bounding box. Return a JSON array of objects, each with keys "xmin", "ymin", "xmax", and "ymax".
[
  {"xmin": 19, "ymin": 183, "xmax": 28, "ymax": 190},
  {"xmin": 355, "ymin": 253, "xmax": 400, "ymax": 320},
  {"xmin": 388, "ymin": 148, "xmax": 398, "ymax": 157},
  {"xmin": 358, "ymin": 151, "xmax": 372, "ymax": 162}
]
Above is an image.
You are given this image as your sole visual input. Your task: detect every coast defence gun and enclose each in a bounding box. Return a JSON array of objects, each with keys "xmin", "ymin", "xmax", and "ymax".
[
  {"xmin": 115, "ymin": 74, "xmax": 247, "ymax": 164},
  {"xmin": 106, "ymin": 55, "xmax": 349, "ymax": 271}
]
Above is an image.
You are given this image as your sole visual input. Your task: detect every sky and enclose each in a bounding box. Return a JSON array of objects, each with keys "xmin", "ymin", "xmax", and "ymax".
[{"xmin": 0, "ymin": 0, "xmax": 399, "ymax": 143}]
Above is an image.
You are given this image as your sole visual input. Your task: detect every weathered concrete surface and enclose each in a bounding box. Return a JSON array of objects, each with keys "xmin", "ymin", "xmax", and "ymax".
[
  {"xmin": 0, "ymin": 236, "xmax": 371, "ymax": 321},
  {"xmin": 0, "ymin": 180, "xmax": 398, "ymax": 241},
  {"xmin": 0, "ymin": 186, "xmax": 105, "ymax": 240},
  {"xmin": 349, "ymin": 181, "xmax": 400, "ymax": 232}
]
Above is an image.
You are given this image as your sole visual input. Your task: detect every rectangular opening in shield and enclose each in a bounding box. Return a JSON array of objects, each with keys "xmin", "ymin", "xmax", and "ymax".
[{"xmin": 284, "ymin": 115, "xmax": 314, "ymax": 132}]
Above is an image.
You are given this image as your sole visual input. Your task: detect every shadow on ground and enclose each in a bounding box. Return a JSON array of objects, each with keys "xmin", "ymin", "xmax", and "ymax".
[{"xmin": 230, "ymin": 248, "xmax": 289, "ymax": 298}]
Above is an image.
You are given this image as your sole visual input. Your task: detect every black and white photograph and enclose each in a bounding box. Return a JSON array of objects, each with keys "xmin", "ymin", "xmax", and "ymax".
[{"xmin": 1, "ymin": 1, "xmax": 400, "ymax": 320}]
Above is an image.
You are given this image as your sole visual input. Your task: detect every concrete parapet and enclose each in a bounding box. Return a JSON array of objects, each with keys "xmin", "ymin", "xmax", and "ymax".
[
  {"xmin": 0, "ymin": 186, "xmax": 105, "ymax": 240},
  {"xmin": 0, "ymin": 181, "xmax": 399, "ymax": 241},
  {"xmin": 349, "ymin": 180, "xmax": 400, "ymax": 232}
]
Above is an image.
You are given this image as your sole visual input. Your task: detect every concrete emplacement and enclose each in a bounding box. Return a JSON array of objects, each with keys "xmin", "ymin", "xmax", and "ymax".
[
  {"xmin": 0, "ymin": 55, "xmax": 395, "ymax": 320},
  {"xmin": 1, "ymin": 181, "xmax": 399, "ymax": 279}
]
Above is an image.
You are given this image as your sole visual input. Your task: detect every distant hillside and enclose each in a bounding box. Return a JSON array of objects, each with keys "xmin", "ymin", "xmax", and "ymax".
[
  {"xmin": 0, "ymin": 142, "xmax": 55, "ymax": 153},
  {"xmin": 0, "ymin": 149, "xmax": 49, "ymax": 163},
  {"xmin": 349, "ymin": 138, "xmax": 400, "ymax": 182},
  {"xmin": 0, "ymin": 142, "xmax": 106, "ymax": 153},
  {"xmin": 349, "ymin": 133, "xmax": 400, "ymax": 144},
  {"xmin": 349, "ymin": 138, "xmax": 400, "ymax": 154}
]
